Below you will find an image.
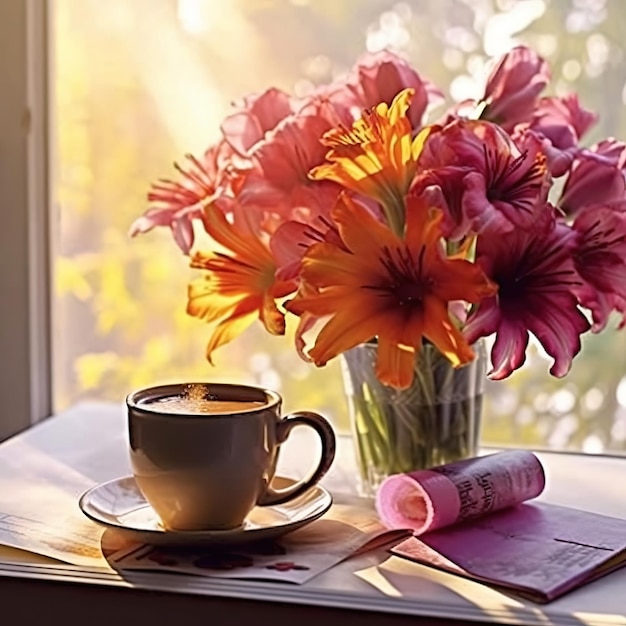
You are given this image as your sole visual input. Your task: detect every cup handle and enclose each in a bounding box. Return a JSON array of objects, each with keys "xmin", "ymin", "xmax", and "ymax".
[{"xmin": 257, "ymin": 411, "xmax": 336, "ymax": 506}]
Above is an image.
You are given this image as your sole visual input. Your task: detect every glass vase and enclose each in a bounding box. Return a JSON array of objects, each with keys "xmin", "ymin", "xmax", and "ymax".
[{"xmin": 340, "ymin": 339, "xmax": 487, "ymax": 498}]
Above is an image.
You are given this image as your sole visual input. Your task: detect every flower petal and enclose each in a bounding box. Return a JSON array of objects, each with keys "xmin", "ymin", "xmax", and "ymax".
[
  {"xmin": 404, "ymin": 194, "xmax": 444, "ymax": 252},
  {"xmin": 376, "ymin": 335, "xmax": 419, "ymax": 390},
  {"xmin": 186, "ymin": 276, "xmax": 242, "ymax": 323},
  {"xmin": 300, "ymin": 243, "xmax": 380, "ymax": 287},
  {"xmin": 308, "ymin": 305, "xmax": 389, "ymax": 366},
  {"xmin": 422, "ymin": 297, "xmax": 475, "ymax": 367},
  {"xmin": 204, "ymin": 299, "xmax": 259, "ymax": 364},
  {"xmin": 523, "ymin": 295, "xmax": 589, "ymax": 378},
  {"xmin": 203, "ymin": 204, "xmax": 271, "ymax": 262},
  {"xmin": 463, "ymin": 297, "xmax": 502, "ymax": 344},
  {"xmin": 260, "ymin": 291, "xmax": 286, "ymax": 336},
  {"xmin": 488, "ymin": 318, "xmax": 529, "ymax": 380},
  {"xmin": 331, "ymin": 194, "xmax": 399, "ymax": 257},
  {"xmin": 285, "ymin": 285, "xmax": 357, "ymax": 317},
  {"xmin": 431, "ymin": 258, "xmax": 498, "ymax": 304}
]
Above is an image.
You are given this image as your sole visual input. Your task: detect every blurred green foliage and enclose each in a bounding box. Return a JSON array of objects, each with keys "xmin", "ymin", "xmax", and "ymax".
[{"xmin": 52, "ymin": 0, "xmax": 626, "ymax": 454}]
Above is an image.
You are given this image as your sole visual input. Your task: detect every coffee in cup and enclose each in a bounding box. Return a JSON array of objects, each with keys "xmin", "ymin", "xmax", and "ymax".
[{"xmin": 126, "ymin": 382, "xmax": 336, "ymax": 531}]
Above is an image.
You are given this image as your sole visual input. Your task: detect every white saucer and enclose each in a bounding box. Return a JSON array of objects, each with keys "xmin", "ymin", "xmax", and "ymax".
[{"xmin": 78, "ymin": 475, "xmax": 333, "ymax": 547}]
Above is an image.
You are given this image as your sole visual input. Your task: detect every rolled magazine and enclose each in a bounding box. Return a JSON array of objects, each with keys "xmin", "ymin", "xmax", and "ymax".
[{"xmin": 376, "ymin": 450, "xmax": 546, "ymax": 534}]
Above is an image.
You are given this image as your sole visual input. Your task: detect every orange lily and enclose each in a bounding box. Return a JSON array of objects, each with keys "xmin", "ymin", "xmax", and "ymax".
[
  {"xmin": 187, "ymin": 205, "xmax": 294, "ymax": 363},
  {"xmin": 309, "ymin": 88, "xmax": 431, "ymax": 237},
  {"xmin": 285, "ymin": 194, "xmax": 497, "ymax": 389}
]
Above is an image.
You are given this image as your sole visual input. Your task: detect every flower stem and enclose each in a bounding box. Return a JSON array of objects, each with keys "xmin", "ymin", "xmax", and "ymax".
[{"xmin": 340, "ymin": 340, "xmax": 487, "ymax": 497}]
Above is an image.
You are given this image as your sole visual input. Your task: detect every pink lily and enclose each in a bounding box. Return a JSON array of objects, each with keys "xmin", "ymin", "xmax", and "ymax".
[
  {"xmin": 233, "ymin": 100, "xmax": 345, "ymax": 224},
  {"xmin": 348, "ymin": 49, "xmax": 444, "ymax": 129},
  {"xmin": 129, "ymin": 140, "xmax": 234, "ymax": 254},
  {"xmin": 464, "ymin": 206, "xmax": 590, "ymax": 380},
  {"xmin": 572, "ymin": 201, "xmax": 626, "ymax": 331},
  {"xmin": 221, "ymin": 87, "xmax": 298, "ymax": 156},
  {"xmin": 480, "ymin": 46, "xmax": 550, "ymax": 131},
  {"xmin": 299, "ymin": 75, "xmax": 363, "ymax": 125},
  {"xmin": 559, "ymin": 139, "xmax": 626, "ymax": 215}
]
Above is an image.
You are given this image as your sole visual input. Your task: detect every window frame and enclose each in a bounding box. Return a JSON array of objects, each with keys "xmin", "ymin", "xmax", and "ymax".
[
  {"xmin": 0, "ymin": 0, "xmax": 51, "ymax": 440},
  {"xmin": 0, "ymin": 0, "xmax": 623, "ymax": 455}
]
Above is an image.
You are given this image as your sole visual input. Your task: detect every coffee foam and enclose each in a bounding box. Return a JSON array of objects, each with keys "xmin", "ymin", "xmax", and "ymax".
[{"xmin": 145, "ymin": 384, "xmax": 265, "ymax": 415}]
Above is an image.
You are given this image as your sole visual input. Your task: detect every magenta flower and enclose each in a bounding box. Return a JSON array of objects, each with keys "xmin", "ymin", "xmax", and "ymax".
[
  {"xmin": 415, "ymin": 120, "xmax": 550, "ymax": 237},
  {"xmin": 348, "ymin": 49, "xmax": 443, "ymax": 129},
  {"xmin": 517, "ymin": 94, "xmax": 598, "ymax": 176},
  {"xmin": 572, "ymin": 202, "xmax": 626, "ymax": 331},
  {"xmin": 559, "ymin": 139, "xmax": 626, "ymax": 215},
  {"xmin": 410, "ymin": 166, "xmax": 472, "ymax": 240},
  {"xmin": 480, "ymin": 46, "xmax": 551, "ymax": 131},
  {"xmin": 129, "ymin": 141, "xmax": 234, "ymax": 254},
  {"xmin": 221, "ymin": 87, "xmax": 298, "ymax": 156},
  {"xmin": 534, "ymin": 94, "xmax": 597, "ymax": 144},
  {"xmin": 464, "ymin": 208, "xmax": 590, "ymax": 380}
]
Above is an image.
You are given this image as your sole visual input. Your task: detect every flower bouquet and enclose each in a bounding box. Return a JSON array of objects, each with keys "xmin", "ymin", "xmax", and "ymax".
[{"xmin": 132, "ymin": 46, "xmax": 626, "ymax": 493}]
